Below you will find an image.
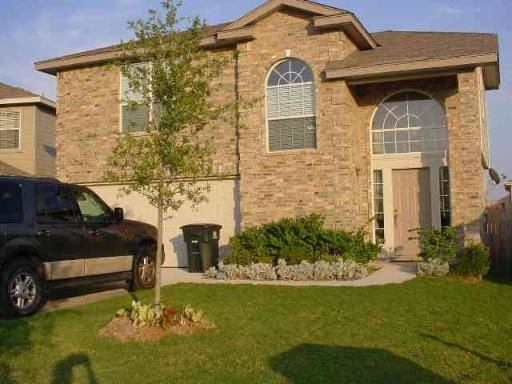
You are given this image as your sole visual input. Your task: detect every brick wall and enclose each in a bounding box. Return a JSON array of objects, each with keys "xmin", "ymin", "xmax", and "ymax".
[
  {"xmin": 54, "ymin": 9, "xmax": 488, "ymax": 241},
  {"xmin": 449, "ymin": 70, "xmax": 486, "ymax": 244},
  {"xmin": 56, "ymin": 50, "xmax": 238, "ymax": 183},
  {"xmin": 235, "ymin": 9, "xmax": 365, "ymax": 230}
]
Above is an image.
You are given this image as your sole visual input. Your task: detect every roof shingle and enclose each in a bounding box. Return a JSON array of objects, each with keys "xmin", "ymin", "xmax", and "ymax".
[
  {"xmin": 0, "ymin": 82, "xmax": 38, "ymax": 99},
  {"xmin": 327, "ymin": 31, "xmax": 498, "ymax": 71}
]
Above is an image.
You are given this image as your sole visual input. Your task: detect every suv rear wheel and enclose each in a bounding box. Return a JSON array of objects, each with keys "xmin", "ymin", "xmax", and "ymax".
[
  {"xmin": 129, "ymin": 246, "xmax": 156, "ymax": 291},
  {"xmin": 0, "ymin": 259, "xmax": 45, "ymax": 317}
]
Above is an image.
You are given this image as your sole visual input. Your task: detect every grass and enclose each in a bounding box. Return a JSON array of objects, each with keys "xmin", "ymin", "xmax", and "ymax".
[{"xmin": 1, "ymin": 276, "xmax": 511, "ymax": 384}]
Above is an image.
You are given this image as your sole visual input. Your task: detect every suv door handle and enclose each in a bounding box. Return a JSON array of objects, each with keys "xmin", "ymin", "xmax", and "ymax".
[
  {"xmin": 88, "ymin": 230, "xmax": 100, "ymax": 237},
  {"xmin": 37, "ymin": 230, "xmax": 51, "ymax": 237}
]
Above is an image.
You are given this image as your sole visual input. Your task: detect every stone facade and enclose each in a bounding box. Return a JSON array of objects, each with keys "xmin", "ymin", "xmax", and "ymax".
[
  {"xmin": 449, "ymin": 70, "xmax": 487, "ymax": 244},
  {"xmin": 56, "ymin": 50, "xmax": 238, "ymax": 183},
  {"xmin": 54, "ymin": 8, "xmax": 490, "ymax": 244},
  {"xmin": 235, "ymin": 9, "xmax": 365, "ymax": 230}
]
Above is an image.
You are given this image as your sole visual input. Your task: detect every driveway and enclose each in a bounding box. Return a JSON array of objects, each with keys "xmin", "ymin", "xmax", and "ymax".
[{"xmin": 42, "ymin": 262, "xmax": 417, "ymax": 313}]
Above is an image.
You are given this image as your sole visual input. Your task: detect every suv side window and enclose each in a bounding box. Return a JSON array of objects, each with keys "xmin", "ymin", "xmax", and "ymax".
[
  {"xmin": 35, "ymin": 184, "xmax": 78, "ymax": 223},
  {"xmin": 0, "ymin": 181, "xmax": 23, "ymax": 223},
  {"xmin": 72, "ymin": 187, "xmax": 113, "ymax": 224}
]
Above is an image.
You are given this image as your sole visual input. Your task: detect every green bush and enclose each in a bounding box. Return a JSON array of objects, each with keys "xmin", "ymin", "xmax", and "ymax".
[
  {"xmin": 226, "ymin": 214, "xmax": 380, "ymax": 265},
  {"xmin": 452, "ymin": 244, "xmax": 490, "ymax": 278},
  {"xmin": 417, "ymin": 227, "xmax": 457, "ymax": 262}
]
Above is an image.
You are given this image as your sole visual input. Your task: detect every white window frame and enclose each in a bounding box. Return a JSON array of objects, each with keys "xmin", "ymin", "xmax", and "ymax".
[
  {"xmin": 0, "ymin": 108, "xmax": 21, "ymax": 151},
  {"xmin": 371, "ymin": 90, "xmax": 448, "ymax": 156},
  {"xmin": 265, "ymin": 58, "xmax": 317, "ymax": 153},
  {"xmin": 119, "ymin": 62, "xmax": 153, "ymax": 135}
]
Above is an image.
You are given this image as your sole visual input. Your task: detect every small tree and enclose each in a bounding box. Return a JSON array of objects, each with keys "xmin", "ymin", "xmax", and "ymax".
[{"xmin": 106, "ymin": 0, "xmax": 229, "ymax": 305}]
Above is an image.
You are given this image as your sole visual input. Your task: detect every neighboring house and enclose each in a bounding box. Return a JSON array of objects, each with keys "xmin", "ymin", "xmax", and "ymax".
[
  {"xmin": 0, "ymin": 82, "xmax": 56, "ymax": 176},
  {"xmin": 35, "ymin": 0, "xmax": 500, "ymax": 266}
]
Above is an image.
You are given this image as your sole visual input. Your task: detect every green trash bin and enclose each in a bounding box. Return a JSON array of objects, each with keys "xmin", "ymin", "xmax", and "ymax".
[{"xmin": 181, "ymin": 224, "xmax": 222, "ymax": 273}]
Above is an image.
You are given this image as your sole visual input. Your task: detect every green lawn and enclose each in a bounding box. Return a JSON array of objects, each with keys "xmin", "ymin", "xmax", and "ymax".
[{"xmin": 1, "ymin": 277, "xmax": 511, "ymax": 384}]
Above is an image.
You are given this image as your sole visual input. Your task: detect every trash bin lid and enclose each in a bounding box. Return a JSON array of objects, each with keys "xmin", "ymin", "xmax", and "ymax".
[{"xmin": 180, "ymin": 223, "xmax": 222, "ymax": 230}]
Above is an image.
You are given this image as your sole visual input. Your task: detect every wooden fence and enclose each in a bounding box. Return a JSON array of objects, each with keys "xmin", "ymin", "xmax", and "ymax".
[{"xmin": 485, "ymin": 195, "xmax": 512, "ymax": 275}]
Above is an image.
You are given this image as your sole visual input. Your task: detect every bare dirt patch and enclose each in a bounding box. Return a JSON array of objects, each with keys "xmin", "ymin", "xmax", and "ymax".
[{"xmin": 98, "ymin": 317, "xmax": 215, "ymax": 342}]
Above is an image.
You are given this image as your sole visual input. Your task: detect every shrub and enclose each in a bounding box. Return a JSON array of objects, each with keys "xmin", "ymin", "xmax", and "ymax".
[
  {"xmin": 115, "ymin": 301, "xmax": 211, "ymax": 329},
  {"xmin": 452, "ymin": 244, "xmax": 490, "ymax": 278},
  {"xmin": 417, "ymin": 227, "xmax": 457, "ymax": 262},
  {"xmin": 417, "ymin": 259, "xmax": 450, "ymax": 277},
  {"xmin": 227, "ymin": 214, "xmax": 379, "ymax": 265},
  {"xmin": 212, "ymin": 259, "xmax": 368, "ymax": 281}
]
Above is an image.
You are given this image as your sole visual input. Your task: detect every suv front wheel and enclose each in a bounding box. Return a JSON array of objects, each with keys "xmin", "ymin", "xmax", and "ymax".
[
  {"xmin": 0, "ymin": 259, "xmax": 45, "ymax": 317},
  {"xmin": 130, "ymin": 246, "xmax": 156, "ymax": 291}
]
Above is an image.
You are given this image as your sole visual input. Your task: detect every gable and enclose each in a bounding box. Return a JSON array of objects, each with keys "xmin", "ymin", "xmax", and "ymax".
[
  {"xmin": 223, "ymin": 0, "xmax": 343, "ymax": 30},
  {"xmin": 210, "ymin": 0, "xmax": 376, "ymax": 50}
]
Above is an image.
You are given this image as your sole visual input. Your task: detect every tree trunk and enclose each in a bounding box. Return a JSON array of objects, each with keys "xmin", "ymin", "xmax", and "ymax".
[{"xmin": 155, "ymin": 202, "xmax": 163, "ymax": 306}]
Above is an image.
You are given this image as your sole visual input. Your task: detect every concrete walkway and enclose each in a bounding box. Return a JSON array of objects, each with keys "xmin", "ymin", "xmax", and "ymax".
[
  {"xmin": 160, "ymin": 261, "xmax": 417, "ymax": 287},
  {"xmin": 42, "ymin": 261, "xmax": 417, "ymax": 312}
]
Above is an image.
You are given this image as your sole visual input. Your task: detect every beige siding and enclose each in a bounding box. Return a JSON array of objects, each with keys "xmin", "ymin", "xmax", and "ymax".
[
  {"xmin": 88, "ymin": 179, "xmax": 240, "ymax": 267},
  {"xmin": 35, "ymin": 106, "xmax": 56, "ymax": 176},
  {"xmin": 0, "ymin": 105, "xmax": 36, "ymax": 174}
]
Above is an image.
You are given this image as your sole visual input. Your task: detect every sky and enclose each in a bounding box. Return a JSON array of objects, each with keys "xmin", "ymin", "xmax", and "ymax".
[{"xmin": 0, "ymin": 0, "xmax": 510, "ymax": 198}]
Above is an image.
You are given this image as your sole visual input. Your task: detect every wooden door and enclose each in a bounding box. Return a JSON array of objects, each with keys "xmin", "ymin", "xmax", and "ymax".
[{"xmin": 393, "ymin": 168, "xmax": 431, "ymax": 259}]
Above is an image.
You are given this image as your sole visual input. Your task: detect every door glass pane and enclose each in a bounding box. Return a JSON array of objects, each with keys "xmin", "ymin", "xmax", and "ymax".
[
  {"xmin": 73, "ymin": 188, "xmax": 113, "ymax": 224},
  {"xmin": 36, "ymin": 184, "xmax": 77, "ymax": 223},
  {"xmin": 0, "ymin": 181, "xmax": 23, "ymax": 223}
]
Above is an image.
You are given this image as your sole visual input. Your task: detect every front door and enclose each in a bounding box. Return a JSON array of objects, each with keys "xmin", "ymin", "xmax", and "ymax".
[{"xmin": 392, "ymin": 168, "xmax": 431, "ymax": 259}]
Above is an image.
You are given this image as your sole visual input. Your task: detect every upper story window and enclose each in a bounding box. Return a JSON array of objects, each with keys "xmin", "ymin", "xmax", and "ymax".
[
  {"xmin": 0, "ymin": 109, "xmax": 21, "ymax": 150},
  {"xmin": 372, "ymin": 91, "xmax": 447, "ymax": 155},
  {"xmin": 121, "ymin": 63, "xmax": 151, "ymax": 134},
  {"xmin": 266, "ymin": 59, "xmax": 316, "ymax": 151}
]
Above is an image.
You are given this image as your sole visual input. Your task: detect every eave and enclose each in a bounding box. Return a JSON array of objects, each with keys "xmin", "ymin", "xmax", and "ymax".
[
  {"xmin": 313, "ymin": 14, "xmax": 377, "ymax": 49},
  {"xmin": 326, "ymin": 53, "xmax": 500, "ymax": 90},
  {"xmin": 0, "ymin": 96, "xmax": 56, "ymax": 110}
]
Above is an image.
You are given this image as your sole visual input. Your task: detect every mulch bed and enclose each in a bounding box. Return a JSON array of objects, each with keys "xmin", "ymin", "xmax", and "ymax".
[{"xmin": 98, "ymin": 317, "xmax": 215, "ymax": 342}]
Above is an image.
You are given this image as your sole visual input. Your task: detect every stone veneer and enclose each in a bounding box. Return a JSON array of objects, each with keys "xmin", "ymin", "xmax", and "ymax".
[
  {"xmin": 55, "ymin": 9, "xmax": 489, "ymax": 241},
  {"xmin": 56, "ymin": 50, "xmax": 238, "ymax": 183}
]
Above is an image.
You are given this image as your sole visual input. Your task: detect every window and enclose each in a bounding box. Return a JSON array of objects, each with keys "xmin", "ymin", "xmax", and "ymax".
[
  {"xmin": 0, "ymin": 181, "xmax": 23, "ymax": 223},
  {"xmin": 121, "ymin": 63, "xmax": 151, "ymax": 133},
  {"xmin": 372, "ymin": 170, "xmax": 385, "ymax": 243},
  {"xmin": 73, "ymin": 187, "xmax": 113, "ymax": 224},
  {"xmin": 0, "ymin": 110, "xmax": 20, "ymax": 150},
  {"xmin": 267, "ymin": 59, "xmax": 316, "ymax": 151},
  {"xmin": 372, "ymin": 91, "xmax": 447, "ymax": 155},
  {"xmin": 439, "ymin": 166, "xmax": 451, "ymax": 227},
  {"xmin": 35, "ymin": 184, "xmax": 77, "ymax": 223}
]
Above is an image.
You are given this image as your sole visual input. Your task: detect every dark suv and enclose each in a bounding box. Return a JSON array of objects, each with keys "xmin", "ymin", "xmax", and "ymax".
[{"xmin": 0, "ymin": 176, "xmax": 161, "ymax": 317}]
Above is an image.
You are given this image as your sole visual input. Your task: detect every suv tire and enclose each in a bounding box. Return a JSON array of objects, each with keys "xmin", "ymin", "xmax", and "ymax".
[
  {"xmin": 0, "ymin": 259, "xmax": 46, "ymax": 318},
  {"xmin": 130, "ymin": 246, "xmax": 156, "ymax": 291}
]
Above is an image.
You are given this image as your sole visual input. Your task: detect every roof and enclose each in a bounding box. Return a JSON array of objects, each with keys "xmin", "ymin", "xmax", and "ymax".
[
  {"xmin": 0, "ymin": 82, "xmax": 56, "ymax": 110},
  {"xmin": 33, "ymin": 1, "xmax": 499, "ymax": 88},
  {"xmin": 326, "ymin": 31, "xmax": 500, "ymax": 89},
  {"xmin": 0, "ymin": 161, "xmax": 31, "ymax": 177},
  {"xmin": 0, "ymin": 82, "xmax": 38, "ymax": 99},
  {"xmin": 34, "ymin": 22, "xmax": 230, "ymax": 71},
  {"xmin": 35, "ymin": 0, "xmax": 376, "ymax": 74}
]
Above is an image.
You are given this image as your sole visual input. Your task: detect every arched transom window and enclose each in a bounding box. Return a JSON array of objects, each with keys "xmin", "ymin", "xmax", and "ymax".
[
  {"xmin": 372, "ymin": 91, "xmax": 447, "ymax": 154},
  {"xmin": 267, "ymin": 59, "xmax": 316, "ymax": 151}
]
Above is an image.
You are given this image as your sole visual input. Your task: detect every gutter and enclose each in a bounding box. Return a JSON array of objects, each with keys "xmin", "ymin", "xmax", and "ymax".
[{"xmin": 0, "ymin": 96, "xmax": 56, "ymax": 110}]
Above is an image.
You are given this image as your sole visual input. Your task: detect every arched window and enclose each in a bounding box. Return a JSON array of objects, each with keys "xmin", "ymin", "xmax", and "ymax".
[
  {"xmin": 372, "ymin": 91, "xmax": 447, "ymax": 154},
  {"xmin": 266, "ymin": 59, "xmax": 316, "ymax": 151}
]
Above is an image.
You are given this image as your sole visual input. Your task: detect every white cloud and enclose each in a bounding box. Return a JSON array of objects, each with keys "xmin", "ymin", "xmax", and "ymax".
[{"xmin": 437, "ymin": 5, "xmax": 463, "ymax": 14}]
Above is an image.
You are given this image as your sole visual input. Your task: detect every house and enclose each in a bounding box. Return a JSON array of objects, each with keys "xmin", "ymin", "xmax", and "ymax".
[
  {"xmin": 0, "ymin": 82, "xmax": 56, "ymax": 176},
  {"xmin": 34, "ymin": 0, "xmax": 500, "ymax": 267}
]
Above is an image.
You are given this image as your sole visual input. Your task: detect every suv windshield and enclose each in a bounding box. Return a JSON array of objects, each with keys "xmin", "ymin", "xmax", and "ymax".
[
  {"xmin": 72, "ymin": 187, "xmax": 113, "ymax": 224},
  {"xmin": 0, "ymin": 181, "xmax": 23, "ymax": 223}
]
